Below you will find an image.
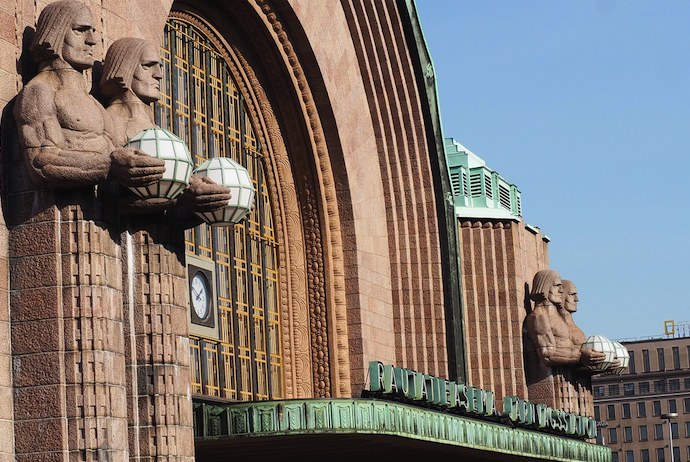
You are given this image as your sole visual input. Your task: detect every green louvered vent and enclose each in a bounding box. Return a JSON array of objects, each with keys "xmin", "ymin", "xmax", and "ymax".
[
  {"xmin": 450, "ymin": 170, "xmax": 462, "ymax": 197},
  {"xmin": 461, "ymin": 171, "xmax": 468, "ymax": 196},
  {"xmin": 516, "ymin": 195, "xmax": 522, "ymax": 215},
  {"xmin": 499, "ymin": 184, "xmax": 511, "ymax": 211},
  {"xmin": 470, "ymin": 173, "xmax": 482, "ymax": 197},
  {"xmin": 483, "ymin": 174, "xmax": 493, "ymax": 200}
]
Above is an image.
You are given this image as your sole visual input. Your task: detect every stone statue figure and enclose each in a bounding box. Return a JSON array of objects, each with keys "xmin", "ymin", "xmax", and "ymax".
[
  {"xmin": 525, "ymin": 269, "xmax": 606, "ymax": 368},
  {"xmin": 9, "ymin": 1, "xmax": 151, "ymax": 460},
  {"xmin": 523, "ymin": 269, "xmax": 608, "ymax": 417},
  {"xmin": 99, "ymin": 36, "xmax": 230, "ymax": 460},
  {"xmin": 100, "ymin": 36, "xmax": 231, "ymax": 212},
  {"xmin": 13, "ymin": 0, "xmax": 165, "ymax": 189},
  {"xmin": 559, "ymin": 279, "xmax": 587, "ymax": 346}
]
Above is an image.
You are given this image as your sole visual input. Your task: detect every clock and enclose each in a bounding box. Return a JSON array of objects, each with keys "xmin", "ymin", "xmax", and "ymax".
[{"xmin": 188, "ymin": 265, "xmax": 215, "ymax": 328}]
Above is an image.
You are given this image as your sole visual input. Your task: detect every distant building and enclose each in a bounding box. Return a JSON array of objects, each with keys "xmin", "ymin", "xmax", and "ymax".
[{"xmin": 593, "ymin": 329, "xmax": 690, "ymax": 462}]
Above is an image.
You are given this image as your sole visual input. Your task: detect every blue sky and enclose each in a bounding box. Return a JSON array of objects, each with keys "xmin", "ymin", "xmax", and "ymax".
[{"xmin": 415, "ymin": 0, "xmax": 690, "ymax": 340}]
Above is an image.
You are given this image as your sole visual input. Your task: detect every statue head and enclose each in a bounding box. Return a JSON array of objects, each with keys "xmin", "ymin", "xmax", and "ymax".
[
  {"xmin": 101, "ymin": 38, "xmax": 162, "ymax": 103},
  {"xmin": 561, "ymin": 280, "xmax": 579, "ymax": 313},
  {"xmin": 529, "ymin": 269, "xmax": 563, "ymax": 307},
  {"xmin": 30, "ymin": 0, "xmax": 96, "ymax": 69}
]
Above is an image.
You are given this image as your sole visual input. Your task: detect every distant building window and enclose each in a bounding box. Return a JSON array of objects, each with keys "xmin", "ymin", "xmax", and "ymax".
[
  {"xmin": 638, "ymin": 402, "xmax": 647, "ymax": 417},
  {"xmin": 672, "ymin": 446, "xmax": 679, "ymax": 462},
  {"xmin": 685, "ymin": 377, "xmax": 690, "ymax": 389},
  {"xmin": 640, "ymin": 425, "xmax": 648, "ymax": 441},
  {"xmin": 624, "ymin": 426, "xmax": 633, "ymax": 442},
  {"xmin": 669, "ymin": 379, "xmax": 680, "ymax": 391},
  {"xmin": 671, "ymin": 422, "xmax": 678, "ymax": 439},
  {"xmin": 656, "ymin": 447, "xmax": 665, "ymax": 462},
  {"xmin": 609, "ymin": 384, "xmax": 620, "ymax": 396},
  {"xmin": 669, "ymin": 399, "xmax": 677, "ymax": 414},
  {"xmin": 612, "ymin": 452, "xmax": 619, "ymax": 462},
  {"xmin": 643, "ymin": 349, "xmax": 650, "ymax": 372},
  {"xmin": 657, "ymin": 348, "xmax": 665, "ymax": 371},
  {"xmin": 624, "ymin": 383, "xmax": 635, "ymax": 396},
  {"xmin": 654, "ymin": 424, "xmax": 664, "ymax": 440},
  {"xmin": 594, "ymin": 405, "xmax": 601, "ymax": 421},
  {"xmin": 654, "ymin": 380, "xmax": 665, "ymax": 393},
  {"xmin": 672, "ymin": 346, "xmax": 680, "ymax": 370},
  {"xmin": 625, "ymin": 450, "xmax": 634, "ymax": 462},
  {"xmin": 622, "ymin": 403, "xmax": 631, "ymax": 418},
  {"xmin": 596, "ymin": 428, "xmax": 603, "ymax": 445},
  {"xmin": 653, "ymin": 400, "xmax": 662, "ymax": 416},
  {"xmin": 594, "ymin": 385, "xmax": 605, "ymax": 397},
  {"xmin": 685, "ymin": 421, "xmax": 690, "ymax": 437},
  {"xmin": 640, "ymin": 382, "xmax": 650, "ymax": 394},
  {"xmin": 609, "ymin": 427, "xmax": 618, "ymax": 444},
  {"xmin": 684, "ymin": 397, "xmax": 690, "ymax": 413},
  {"xmin": 608, "ymin": 404, "xmax": 616, "ymax": 420},
  {"xmin": 628, "ymin": 351, "xmax": 636, "ymax": 373},
  {"xmin": 641, "ymin": 449, "xmax": 649, "ymax": 462}
]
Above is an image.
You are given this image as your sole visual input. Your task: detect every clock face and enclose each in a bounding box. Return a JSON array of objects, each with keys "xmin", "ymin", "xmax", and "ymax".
[{"xmin": 190, "ymin": 271, "xmax": 211, "ymax": 320}]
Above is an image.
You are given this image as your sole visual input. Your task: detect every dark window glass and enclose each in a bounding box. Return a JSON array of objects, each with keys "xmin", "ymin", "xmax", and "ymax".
[
  {"xmin": 640, "ymin": 425, "xmax": 648, "ymax": 441},
  {"xmin": 653, "ymin": 400, "xmax": 661, "ymax": 416},
  {"xmin": 596, "ymin": 428, "xmax": 603, "ymax": 445},
  {"xmin": 654, "ymin": 380, "xmax": 665, "ymax": 392},
  {"xmin": 626, "ymin": 450, "xmax": 634, "ymax": 462},
  {"xmin": 672, "ymin": 446, "xmax": 679, "ymax": 462},
  {"xmin": 685, "ymin": 422, "xmax": 690, "ymax": 437},
  {"xmin": 609, "ymin": 427, "xmax": 618, "ymax": 443},
  {"xmin": 628, "ymin": 351, "xmax": 636, "ymax": 373},
  {"xmin": 622, "ymin": 403, "xmax": 631, "ymax": 418},
  {"xmin": 658, "ymin": 348, "xmax": 665, "ymax": 371},
  {"xmin": 608, "ymin": 404, "xmax": 616, "ymax": 420},
  {"xmin": 643, "ymin": 349, "xmax": 650, "ymax": 372},
  {"xmin": 684, "ymin": 397, "xmax": 690, "ymax": 413},
  {"xmin": 640, "ymin": 381, "xmax": 650, "ymax": 394},
  {"xmin": 609, "ymin": 384, "xmax": 620, "ymax": 396},
  {"xmin": 669, "ymin": 399, "xmax": 677, "ymax": 414},
  {"xmin": 672, "ymin": 346, "xmax": 680, "ymax": 369},
  {"xmin": 671, "ymin": 422, "xmax": 678, "ymax": 439},
  {"xmin": 594, "ymin": 385, "xmax": 605, "ymax": 397},
  {"xmin": 685, "ymin": 377, "xmax": 690, "ymax": 389},
  {"xmin": 612, "ymin": 452, "xmax": 619, "ymax": 462},
  {"xmin": 624, "ymin": 426, "xmax": 633, "ymax": 442},
  {"xmin": 638, "ymin": 402, "xmax": 647, "ymax": 417},
  {"xmin": 624, "ymin": 383, "xmax": 635, "ymax": 396},
  {"xmin": 656, "ymin": 447, "xmax": 665, "ymax": 462},
  {"xmin": 655, "ymin": 424, "xmax": 664, "ymax": 440},
  {"xmin": 641, "ymin": 449, "xmax": 649, "ymax": 462},
  {"xmin": 594, "ymin": 405, "xmax": 601, "ymax": 421},
  {"xmin": 669, "ymin": 379, "xmax": 680, "ymax": 391}
]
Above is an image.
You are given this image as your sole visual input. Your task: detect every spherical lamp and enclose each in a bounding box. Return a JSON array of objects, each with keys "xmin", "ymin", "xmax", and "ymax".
[
  {"xmin": 193, "ymin": 157, "xmax": 255, "ymax": 225},
  {"xmin": 582, "ymin": 335, "xmax": 616, "ymax": 372},
  {"xmin": 610, "ymin": 341, "xmax": 630, "ymax": 375},
  {"xmin": 124, "ymin": 128, "xmax": 193, "ymax": 202}
]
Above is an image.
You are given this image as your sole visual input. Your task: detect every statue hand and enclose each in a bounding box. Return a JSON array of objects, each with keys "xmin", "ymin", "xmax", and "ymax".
[
  {"xmin": 580, "ymin": 347, "xmax": 607, "ymax": 366},
  {"xmin": 110, "ymin": 148, "xmax": 165, "ymax": 187},
  {"xmin": 179, "ymin": 174, "xmax": 231, "ymax": 212}
]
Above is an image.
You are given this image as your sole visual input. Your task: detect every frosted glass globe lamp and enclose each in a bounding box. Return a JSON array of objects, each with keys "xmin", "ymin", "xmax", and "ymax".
[
  {"xmin": 193, "ymin": 157, "xmax": 255, "ymax": 225},
  {"xmin": 124, "ymin": 128, "xmax": 193, "ymax": 202},
  {"xmin": 610, "ymin": 341, "xmax": 630, "ymax": 375},
  {"xmin": 582, "ymin": 335, "xmax": 616, "ymax": 372}
]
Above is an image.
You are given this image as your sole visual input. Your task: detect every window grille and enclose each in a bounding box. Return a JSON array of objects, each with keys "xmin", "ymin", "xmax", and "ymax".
[{"xmin": 157, "ymin": 16, "xmax": 284, "ymax": 401}]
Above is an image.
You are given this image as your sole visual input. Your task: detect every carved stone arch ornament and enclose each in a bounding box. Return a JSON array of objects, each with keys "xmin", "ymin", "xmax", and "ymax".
[{"xmin": 166, "ymin": 0, "xmax": 351, "ymax": 398}]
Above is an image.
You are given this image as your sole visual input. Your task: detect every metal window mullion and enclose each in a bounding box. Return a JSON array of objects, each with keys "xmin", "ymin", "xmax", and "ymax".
[
  {"xmin": 221, "ymin": 67, "xmax": 231, "ymax": 159},
  {"xmin": 228, "ymin": 225, "xmax": 242, "ymax": 399},
  {"xmin": 255, "ymin": 160, "xmax": 273, "ymax": 398},
  {"xmin": 204, "ymin": 44, "xmax": 214, "ymax": 159},
  {"xmin": 239, "ymin": 94, "xmax": 259, "ymax": 399}
]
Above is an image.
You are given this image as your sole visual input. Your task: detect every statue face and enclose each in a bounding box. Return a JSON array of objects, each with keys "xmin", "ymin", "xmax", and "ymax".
[
  {"xmin": 131, "ymin": 42, "xmax": 162, "ymax": 104},
  {"xmin": 547, "ymin": 277, "xmax": 563, "ymax": 306},
  {"xmin": 563, "ymin": 287, "xmax": 579, "ymax": 313},
  {"xmin": 61, "ymin": 7, "xmax": 96, "ymax": 70}
]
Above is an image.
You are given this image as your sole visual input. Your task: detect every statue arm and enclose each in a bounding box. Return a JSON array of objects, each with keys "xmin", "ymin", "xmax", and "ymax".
[
  {"xmin": 528, "ymin": 312, "xmax": 582, "ymax": 366},
  {"xmin": 16, "ymin": 83, "xmax": 112, "ymax": 188}
]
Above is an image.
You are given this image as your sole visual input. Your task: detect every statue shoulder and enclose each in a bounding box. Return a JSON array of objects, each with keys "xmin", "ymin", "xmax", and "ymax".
[{"xmin": 15, "ymin": 78, "xmax": 58, "ymax": 122}]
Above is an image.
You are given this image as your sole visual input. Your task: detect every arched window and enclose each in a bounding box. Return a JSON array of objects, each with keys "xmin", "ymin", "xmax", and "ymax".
[{"xmin": 156, "ymin": 16, "xmax": 283, "ymax": 401}]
